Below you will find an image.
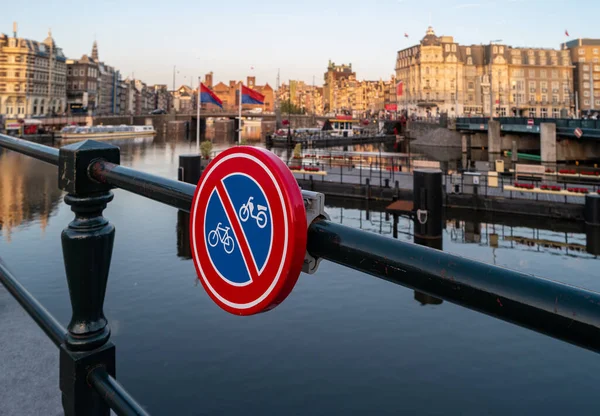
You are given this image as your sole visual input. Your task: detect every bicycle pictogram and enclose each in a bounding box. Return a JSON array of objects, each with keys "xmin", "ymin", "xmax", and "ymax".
[
  {"xmin": 238, "ymin": 196, "xmax": 268, "ymax": 229},
  {"xmin": 207, "ymin": 222, "xmax": 235, "ymax": 254}
]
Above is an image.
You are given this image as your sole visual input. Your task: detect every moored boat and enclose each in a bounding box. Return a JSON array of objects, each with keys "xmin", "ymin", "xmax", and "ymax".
[{"xmin": 59, "ymin": 125, "xmax": 156, "ymax": 141}]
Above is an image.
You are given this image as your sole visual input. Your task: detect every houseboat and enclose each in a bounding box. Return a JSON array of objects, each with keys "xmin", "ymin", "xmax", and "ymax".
[{"xmin": 59, "ymin": 125, "xmax": 156, "ymax": 141}]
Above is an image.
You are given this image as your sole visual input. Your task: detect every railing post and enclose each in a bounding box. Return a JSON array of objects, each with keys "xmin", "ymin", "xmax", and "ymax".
[{"xmin": 58, "ymin": 140, "xmax": 120, "ymax": 416}]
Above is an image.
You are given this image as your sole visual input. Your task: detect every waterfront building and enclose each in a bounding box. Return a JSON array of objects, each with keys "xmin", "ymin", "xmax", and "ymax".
[
  {"xmin": 323, "ymin": 61, "xmax": 355, "ymax": 114},
  {"xmin": 277, "ymin": 81, "xmax": 324, "ymax": 115},
  {"xmin": 66, "ymin": 54, "xmax": 98, "ymax": 114},
  {"xmin": 151, "ymin": 84, "xmax": 170, "ymax": 111},
  {"xmin": 172, "ymin": 84, "xmax": 194, "ymax": 113},
  {"xmin": 0, "ymin": 24, "xmax": 67, "ymax": 118},
  {"xmin": 395, "ymin": 26, "xmax": 574, "ymax": 118},
  {"xmin": 562, "ymin": 38, "xmax": 600, "ymax": 114}
]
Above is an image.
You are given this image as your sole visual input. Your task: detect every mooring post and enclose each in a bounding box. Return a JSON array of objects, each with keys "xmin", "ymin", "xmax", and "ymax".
[
  {"xmin": 178, "ymin": 154, "xmax": 202, "ymax": 184},
  {"xmin": 412, "ymin": 168, "xmax": 444, "ymax": 305},
  {"xmin": 177, "ymin": 155, "xmax": 202, "ymax": 259},
  {"xmin": 413, "ymin": 169, "xmax": 443, "ymax": 248},
  {"xmin": 58, "ymin": 140, "xmax": 120, "ymax": 416}
]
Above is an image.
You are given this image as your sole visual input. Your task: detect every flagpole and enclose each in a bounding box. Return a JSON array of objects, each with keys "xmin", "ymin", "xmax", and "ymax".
[
  {"xmin": 238, "ymin": 83, "xmax": 242, "ymax": 144},
  {"xmin": 196, "ymin": 76, "xmax": 201, "ymax": 151}
]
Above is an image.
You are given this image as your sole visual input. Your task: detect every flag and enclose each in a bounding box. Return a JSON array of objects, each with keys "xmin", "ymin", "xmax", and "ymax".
[
  {"xmin": 404, "ymin": 33, "xmax": 409, "ymax": 38},
  {"xmin": 200, "ymin": 83, "xmax": 223, "ymax": 108},
  {"xmin": 241, "ymin": 85, "xmax": 265, "ymax": 105},
  {"xmin": 396, "ymin": 80, "xmax": 404, "ymax": 97},
  {"xmin": 565, "ymin": 30, "xmax": 570, "ymax": 37}
]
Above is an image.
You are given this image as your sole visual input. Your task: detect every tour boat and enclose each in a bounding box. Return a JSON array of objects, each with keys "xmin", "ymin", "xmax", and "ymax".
[
  {"xmin": 327, "ymin": 115, "xmax": 359, "ymax": 137},
  {"xmin": 59, "ymin": 125, "xmax": 156, "ymax": 141}
]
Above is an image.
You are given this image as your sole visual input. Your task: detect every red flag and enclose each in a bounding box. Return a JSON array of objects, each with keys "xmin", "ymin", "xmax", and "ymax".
[
  {"xmin": 396, "ymin": 81, "xmax": 403, "ymax": 97},
  {"xmin": 565, "ymin": 30, "xmax": 570, "ymax": 37},
  {"xmin": 404, "ymin": 33, "xmax": 409, "ymax": 38}
]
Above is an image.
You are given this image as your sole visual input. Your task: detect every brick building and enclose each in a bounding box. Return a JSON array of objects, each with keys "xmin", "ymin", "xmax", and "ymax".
[
  {"xmin": 209, "ymin": 75, "xmax": 274, "ymax": 112},
  {"xmin": 66, "ymin": 54, "xmax": 98, "ymax": 114}
]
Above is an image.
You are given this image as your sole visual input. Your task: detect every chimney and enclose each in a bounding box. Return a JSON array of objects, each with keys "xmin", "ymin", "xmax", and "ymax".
[
  {"xmin": 205, "ymin": 72, "xmax": 213, "ymax": 88},
  {"xmin": 247, "ymin": 76, "xmax": 256, "ymax": 88},
  {"xmin": 13, "ymin": 21, "xmax": 17, "ymax": 38},
  {"xmin": 229, "ymin": 80, "xmax": 236, "ymax": 88}
]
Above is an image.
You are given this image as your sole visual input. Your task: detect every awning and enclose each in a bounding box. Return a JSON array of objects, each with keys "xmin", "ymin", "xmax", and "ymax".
[{"xmin": 23, "ymin": 119, "xmax": 42, "ymax": 125}]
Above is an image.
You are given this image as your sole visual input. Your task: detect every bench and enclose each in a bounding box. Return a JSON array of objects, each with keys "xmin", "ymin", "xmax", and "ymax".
[{"xmin": 515, "ymin": 164, "xmax": 545, "ymax": 182}]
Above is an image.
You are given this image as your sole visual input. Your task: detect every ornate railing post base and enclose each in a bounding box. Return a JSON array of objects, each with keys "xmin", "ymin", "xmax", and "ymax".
[{"xmin": 59, "ymin": 342, "xmax": 116, "ymax": 416}]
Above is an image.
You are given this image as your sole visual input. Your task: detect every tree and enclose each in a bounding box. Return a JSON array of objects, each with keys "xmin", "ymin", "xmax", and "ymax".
[{"xmin": 281, "ymin": 101, "xmax": 305, "ymax": 115}]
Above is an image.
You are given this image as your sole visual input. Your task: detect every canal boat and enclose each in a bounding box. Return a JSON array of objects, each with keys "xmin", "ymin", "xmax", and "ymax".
[
  {"xmin": 327, "ymin": 115, "xmax": 360, "ymax": 137},
  {"xmin": 59, "ymin": 125, "xmax": 156, "ymax": 141}
]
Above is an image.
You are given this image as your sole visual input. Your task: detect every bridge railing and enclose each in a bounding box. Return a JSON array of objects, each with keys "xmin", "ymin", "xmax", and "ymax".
[{"xmin": 2, "ymin": 133, "xmax": 600, "ymax": 415}]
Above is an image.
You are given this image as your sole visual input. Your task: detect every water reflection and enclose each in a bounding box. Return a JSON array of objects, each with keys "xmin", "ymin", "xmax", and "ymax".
[{"xmin": 0, "ymin": 149, "xmax": 63, "ymax": 241}]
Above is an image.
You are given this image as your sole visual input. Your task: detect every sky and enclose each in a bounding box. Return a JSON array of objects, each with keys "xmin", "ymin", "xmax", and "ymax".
[{"xmin": 3, "ymin": 0, "xmax": 598, "ymax": 88}]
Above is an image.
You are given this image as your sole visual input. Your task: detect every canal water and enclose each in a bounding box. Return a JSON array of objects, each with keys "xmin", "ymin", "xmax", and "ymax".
[{"xmin": 1, "ymin": 133, "xmax": 600, "ymax": 415}]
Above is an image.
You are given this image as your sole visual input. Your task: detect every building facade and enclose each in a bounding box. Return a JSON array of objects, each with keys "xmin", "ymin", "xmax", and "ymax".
[
  {"xmin": 277, "ymin": 81, "xmax": 324, "ymax": 115},
  {"xmin": 395, "ymin": 26, "xmax": 574, "ymax": 118},
  {"xmin": 152, "ymin": 84, "xmax": 170, "ymax": 111},
  {"xmin": 563, "ymin": 38, "xmax": 600, "ymax": 114},
  {"xmin": 0, "ymin": 25, "xmax": 67, "ymax": 118},
  {"xmin": 66, "ymin": 54, "xmax": 98, "ymax": 114},
  {"xmin": 323, "ymin": 61, "xmax": 355, "ymax": 113}
]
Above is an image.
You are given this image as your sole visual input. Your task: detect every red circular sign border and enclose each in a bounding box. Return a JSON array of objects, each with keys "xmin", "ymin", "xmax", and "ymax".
[{"xmin": 190, "ymin": 146, "xmax": 307, "ymax": 315}]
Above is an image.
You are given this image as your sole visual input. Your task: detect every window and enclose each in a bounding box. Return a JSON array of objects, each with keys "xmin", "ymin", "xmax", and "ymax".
[
  {"xmin": 579, "ymin": 49, "xmax": 585, "ymax": 55},
  {"xmin": 529, "ymin": 107, "xmax": 536, "ymax": 117},
  {"xmin": 445, "ymin": 44, "xmax": 450, "ymax": 52},
  {"xmin": 580, "ymin": 58, "xmax": 586, "ymax": 63},
  {"xmin": 594, "ymin": 49, "xmax": 599, "ymax": 55},
  {"xmin": 540, "ymin": 70, "xmax": 547, "ymax": 78},
  {"xmin": 596, "ymin": 100, "xmax": 600, "ymax": 106},
  {"xmin": 551, "ymin": 70, "xmax": 558, "ymax": 78},
  {"xmin": 529, "ymin": 81, "xmax": 536, "ymax": 92},
  {"xmin": 563, "ymin": 70, "xmax": 569, "ymax": 79},
  {"xmin": 542, "ymin": 94, "xmax": 548, "ymax": 103},
  {"xmin": 552, "ymin": 95, "xmax": 559, "ymax": 104},
  {"xmin": 80, "ymin": 69, "xmax": 84, "ymax": 76},
  {"xmin": 584, "ymin": 74, "xmax": 590, "ymax": 80},
  {"xmin": 552, "ymin": 108, "xmax": 560, "ymax": 118},
  {"xmin": 584, "ymin": 82, "xmax": 590, "ymax": 88},
  {"xmin": 451, "ymin": 93, "xmax": 455, "ymax": 101},
  {"xmin": 468, "ymin": 94, "xmax": 474, "ymax": 101},
  {"xmin": 425, "ymin": 67, "xmax": 429, "ymax": 75},
  {"xmin": 529, "ymin": 69, "xmax": 535, "ymax": 77},
  {"xmin": 584, "ymin": 99, "xmax": 590, "ymax": 106},
  {"xmin": 452, "ymin": 44, "xmax": 457, "ymax": 52},
  {"xmin": 594, "ymin": 58, "xmax": 599, "ymax": 63},
  {"xmin": 541, "ymin": 108, "xmax": 548, "ymax": 118},
  {"xmin": 499, "ymin": 46, "xmax": 504, "ymax": 54},
  {"xmin": 595, "ymin": 65, "xmax": 600, "ymax": 71},
  {"xmin": 467, "ymin": 57, "xmax": 473, "ymax": 65},
  {"xmin": 584, "ymin": 91, "xmax": 590, "ymax": 97},
  {"xmin": 493, "ymin": 46, "xmax": 498, "ymax": 54},
  {"xmin": 584, "ymin": 65, "xmax": 590, "ymax": 71},
  {"xmin": 541, "ymin": 81, "xmax": 547, "ymax": 90},
  {"xmin": 466, "ymin": 47, "xmax": 471, "ymax": 55},
  {"xmin": 529, "ymin": 95, "xmax": 536, "ymax": 103}
]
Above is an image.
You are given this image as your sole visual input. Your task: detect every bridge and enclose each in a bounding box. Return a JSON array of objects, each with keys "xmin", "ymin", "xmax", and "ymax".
[{"xmin": 455, "ymin": 117, "xmax": 600, "ymax": 140}]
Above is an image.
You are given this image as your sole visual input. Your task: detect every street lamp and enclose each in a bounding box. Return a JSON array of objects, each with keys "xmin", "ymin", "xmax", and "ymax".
[{"xmin": 489, "ymin": 39, "xmax": 502, "ymax": 120}]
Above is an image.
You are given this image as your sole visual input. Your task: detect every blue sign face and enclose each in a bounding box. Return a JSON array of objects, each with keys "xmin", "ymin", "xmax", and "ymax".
[{"xmin": 204, "ymin": 173, "xmax": 273, "ymax": 286}]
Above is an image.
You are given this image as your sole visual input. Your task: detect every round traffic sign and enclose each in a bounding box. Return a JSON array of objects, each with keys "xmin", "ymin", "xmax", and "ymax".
[{"xmin": 190, "ymin": 147, "xmax": 307, "ymax": 315}]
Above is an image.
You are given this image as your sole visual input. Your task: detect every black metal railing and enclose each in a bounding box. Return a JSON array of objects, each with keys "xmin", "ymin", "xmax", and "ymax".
[{"xmin": 2, "ymin": 133, "xmax": 600, "ymax": 415}]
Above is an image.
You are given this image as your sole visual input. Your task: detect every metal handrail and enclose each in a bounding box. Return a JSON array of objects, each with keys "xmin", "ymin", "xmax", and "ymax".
[
  {"xmin": 0, "ymin": 261, "xmax": 66, "ymax": 347},
  {"xmin": 3, "ymin": 133, "xmax": 600, "ymax": 414}
]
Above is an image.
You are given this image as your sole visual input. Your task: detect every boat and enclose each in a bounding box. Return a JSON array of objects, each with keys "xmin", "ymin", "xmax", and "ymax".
[
  {"xmin": 59, "ymin": 125, "xmax": 156, "ymax": 141},
  {"xmin": 326, "ymin": 115, "xmax": 360, "ymax": 137}
]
